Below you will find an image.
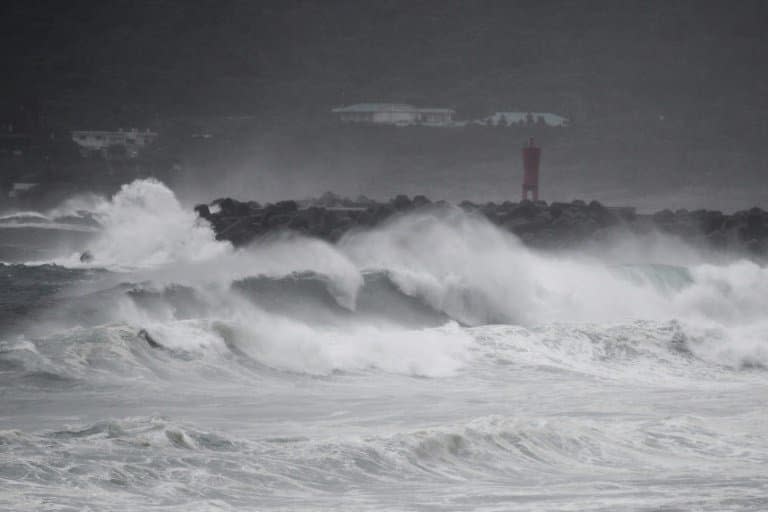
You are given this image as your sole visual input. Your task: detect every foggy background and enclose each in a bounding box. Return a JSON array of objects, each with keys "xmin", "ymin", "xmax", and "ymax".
[{"xmin": 2, "ymin": 0, "xmax": 767, "ymax": 211}]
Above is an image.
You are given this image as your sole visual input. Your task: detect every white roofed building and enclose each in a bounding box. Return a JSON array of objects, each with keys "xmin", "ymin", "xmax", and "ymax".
[
  {"xmin": 332, "ymin": 103, "xmax": 455, "ymax": 126},
  {"xmin": 71, "ymin": 128, "xmax": 158, "ymax": 158},
  {"xmin": 483, "ymin": 112, "xmax": 569, "ymax": 127},
  {"xmin": 418, "ymin": 108, "xmax": 456, "ymax": 125}
]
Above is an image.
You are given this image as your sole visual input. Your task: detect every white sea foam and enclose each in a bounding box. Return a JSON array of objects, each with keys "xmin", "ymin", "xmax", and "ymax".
[
  {"xmin": 57, "ymin": 179, "xmax": 230, "ymax": 268},
  {"xmin": 15, "ymin": 179, "xmax": 768, "ymax": 373},
  {"xmin": 9, "ymin": 180, "xmax": 768, "ymax": 374}
]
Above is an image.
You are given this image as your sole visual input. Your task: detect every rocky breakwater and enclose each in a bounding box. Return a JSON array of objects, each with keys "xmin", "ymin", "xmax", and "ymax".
[{"xmin": 195, "ymin": 194, "xmax": 768, "ymax": 257}]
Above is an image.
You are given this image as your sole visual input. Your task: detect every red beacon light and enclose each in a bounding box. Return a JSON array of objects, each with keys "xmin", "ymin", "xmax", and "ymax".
[{"xmin": 521, "ymin": 137, "xmax": 541, "ymax": 201}]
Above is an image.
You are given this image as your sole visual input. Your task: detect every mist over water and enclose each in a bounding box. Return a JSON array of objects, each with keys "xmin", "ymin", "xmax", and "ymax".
[{"xmin": 2, "ymin": 179, "xmax": 767, "ymax": 511}]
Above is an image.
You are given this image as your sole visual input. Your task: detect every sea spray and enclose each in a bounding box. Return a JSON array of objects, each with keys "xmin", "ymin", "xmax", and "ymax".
[
  {"xmin": 6, "ymin": 179, "xmax": 767, "ymax": 373},
  {"xmin": 69, "ymin": 179, "xmax": 230, "ymax": 268}
]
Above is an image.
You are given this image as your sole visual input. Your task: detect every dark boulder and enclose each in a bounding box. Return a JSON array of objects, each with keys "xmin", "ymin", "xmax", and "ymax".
[
  {"xmin": 549, "ymin": 202, "xmax": 570, "ymax": 218},
  {"xmin": 270, "ymin": 200, "xmax": 299, "ymax": 214},
  {"xmin": 213, "ymin": 197, "xmax": 251, "ymax": 217},
  {"xmin": 413, "ymin": 195, "xmax": 431, "ymax": 208},
  {"xmin": 510, "ymin": 200, "xmax": 540, "ymax": 220},
  {"xmin": 653, "ymin": 209, "xmax": 675, "ymax": 225},
  {"xmin": 392, "ymin": 194, "xmax": 413, "ymax": 211},
  {"xmin": 696, "ymin": 210, "xmax": 725, "ymax": 233},
  {"xmin": 265, "ymin": 213, "xmax": 292, "ymax": 229},
  {"xmin": 194, "ymin": 204, "xmax": 211, "ymax": 220}
]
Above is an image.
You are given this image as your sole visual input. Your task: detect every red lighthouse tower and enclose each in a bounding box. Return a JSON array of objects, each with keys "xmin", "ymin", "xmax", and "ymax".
[{"xmin": 521, "ymin": 137, "xmax": 541, "ymax": 201}]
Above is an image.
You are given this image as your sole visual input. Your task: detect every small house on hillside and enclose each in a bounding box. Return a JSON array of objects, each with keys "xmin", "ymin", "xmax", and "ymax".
[
  {"xmin": 71, "ymin": 128, "xmax": 158, "ymax": 158},
  {"xmin": 7, "ymin": 181, "xmax": 38, "ymax": 199},
  {"xmin": 481, "ymin": 112, "xmax": 569, "ymax": 127},
  {"xmin": 332, "ymin": 103, "xmax": 455, "ymax": 126}
]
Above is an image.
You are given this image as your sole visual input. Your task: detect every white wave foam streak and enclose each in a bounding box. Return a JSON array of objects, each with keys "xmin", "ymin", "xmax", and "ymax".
[
  {"xmin": 2, "ymin": 191, "xmax": 104, "ymax": 229},
  {"xmin": 0, "ymin": 222, "xmax": 99, "ymax": 232},
  {"xmin": 0, "ymin": 211, "xmax": 51, "ymax": 222},
  {"xmin": 46, "ymin": 192, "xmax": 106, "ymax": 219},
  {"xmin": 0, "ymin": 207, "xmax": 99, "ymax": 233},
  {"xmin": 60, "ymin": 179, "xmax": 230, "ymax": 269}
]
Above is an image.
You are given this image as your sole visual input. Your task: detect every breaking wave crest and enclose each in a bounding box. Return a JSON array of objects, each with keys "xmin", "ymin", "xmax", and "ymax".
[{"xmin": 3, "ymin": 179, "xmax": 768, "ymax": 381}]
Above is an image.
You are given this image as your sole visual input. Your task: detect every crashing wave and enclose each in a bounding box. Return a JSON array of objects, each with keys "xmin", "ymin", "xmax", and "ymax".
[{"xmin": 3, "ymin": 179, "xmax": 767, "ymax": 378}]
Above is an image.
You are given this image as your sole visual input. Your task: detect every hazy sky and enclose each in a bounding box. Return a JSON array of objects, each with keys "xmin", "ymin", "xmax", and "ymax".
[
  {"xmin": 4, "ymin": 0, "xmax": 767, "ymax": 121},
  {"xmin": 3, "ymin": 1, "xmax": 768, "ymax": 209}
]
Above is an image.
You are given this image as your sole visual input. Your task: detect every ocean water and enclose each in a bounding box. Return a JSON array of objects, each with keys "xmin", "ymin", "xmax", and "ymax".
[{"xmin": 1, "ymin": 179, "xmax": 767, "ymax": 511}]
